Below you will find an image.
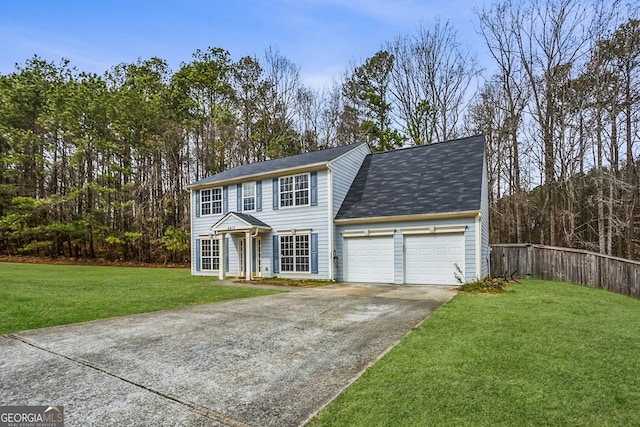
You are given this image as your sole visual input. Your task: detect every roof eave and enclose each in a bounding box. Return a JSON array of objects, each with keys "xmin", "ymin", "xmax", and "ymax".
[
  {"xmin": 334, "ymin": 210, "xmax": 480, "ymax": 225},
  {"xmin": 187, "ymin": 161, "xmax": 330, "ymax": 190}
]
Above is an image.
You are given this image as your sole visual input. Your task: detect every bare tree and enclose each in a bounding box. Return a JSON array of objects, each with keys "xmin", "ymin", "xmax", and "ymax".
[
  {"xmin": 477, "ymin": 3, "xmax": 531, "ymax": 242},
  {"xmin": 386, "ymin": 19, "xmax": 481, "ymax": 145},
  {"xmin": 466, "ymin": 81, "xmax": 512, "ymax": 243},
  {"xmin": 505, "ymin": 0, "xmax": 595, "ymax": 245},
  {"xmin": 261, "ymin": 47, "xmax": 303, "ymax": 158},
  {"xmin": 316, "ymin": 83, "xmax": 345, "ymax": 148},
  {"xmin": 295, "ymin": 85, "xmax": 321, "ymax": 152},
  {"xmin": 232, "ymin": 55, "xmax": 268, "ymax": 164},
  {"xmin": 603, "ymin": 18, "xmax": 640, "ymax": 258}
]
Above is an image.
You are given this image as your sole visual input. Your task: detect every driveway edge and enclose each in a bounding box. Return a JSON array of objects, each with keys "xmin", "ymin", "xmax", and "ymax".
[{"xmin": 301, "ymin": 294, "xmax": 457, "ymax": 426}]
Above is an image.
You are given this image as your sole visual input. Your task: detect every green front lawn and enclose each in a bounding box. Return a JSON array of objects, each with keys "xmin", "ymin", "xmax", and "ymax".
[
  {"xmin": 310, "ymin": 279, "xmax": 640, "ymax": 426},
  {"xmin": 0, "ymin": 262, "xmax": 281, "ymax": 334}
]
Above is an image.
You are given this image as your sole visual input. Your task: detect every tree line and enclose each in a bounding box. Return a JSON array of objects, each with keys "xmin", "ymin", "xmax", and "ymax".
[
  {"xmin": 470, "ymin": 0, "xmax": 639, "ymax": 259},
  {"xmin": 0, "ymin": 0, "xmax": 638, "ymax": 263}
]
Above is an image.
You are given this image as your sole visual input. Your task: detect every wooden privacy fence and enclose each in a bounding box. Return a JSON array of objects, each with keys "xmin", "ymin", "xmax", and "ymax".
[{"xmin": 490, "ymin": 243, "xmax": 640, "ymax": 299}]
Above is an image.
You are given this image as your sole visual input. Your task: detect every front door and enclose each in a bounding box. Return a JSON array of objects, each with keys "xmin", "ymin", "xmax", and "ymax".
[
  {"xmin": 254, "ymin": 237, "xmax": 262, "ymax": 277},
  {"xmin": 239, "ymin": 237, "xmax": 262, "ymax": 278}
]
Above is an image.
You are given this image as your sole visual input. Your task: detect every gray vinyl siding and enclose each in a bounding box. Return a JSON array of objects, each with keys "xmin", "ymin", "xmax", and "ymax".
[
  {"xmin": 190, "ymin": 187, "xmax": 226, "ymax": 277},
  {"xmin": 480, "ymin": 154, "xmax": 490, "ymax": 277},
  {"xmin": 329, "ymin": 144, "xmax": 370, "ymax": 218},
  {"xmin": 328, "ymin": 143, "xmax": 371, "ymax": 281},
  {"xmin": 465, "ymin": 219, "xmax": 477, "ymax": 281},
  {"xmin": 335, "ymin": 216, "xmax": 477, "ymax": 283},
  {"xmin": 394, "ymin": 231, "xmax": 403, "ymax": 283},
  {"xmin": 229, "ymin": 234, "xmax": 240, "ymax": 276},
  {"xmin": 191, "ymin": 170, "xmax": 331, "ymax": 279},
  {"xmin": 258, "ymin": 170, "xmax": 329, "ymax": 279}
]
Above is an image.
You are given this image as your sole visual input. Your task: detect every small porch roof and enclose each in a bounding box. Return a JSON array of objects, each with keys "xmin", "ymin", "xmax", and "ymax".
[{"xmin": 210, "ymin": 212, "xmax": 271, "ymax": 234}]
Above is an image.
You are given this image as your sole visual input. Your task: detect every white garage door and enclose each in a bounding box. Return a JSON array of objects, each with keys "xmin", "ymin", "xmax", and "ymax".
[
  {"xmin": 344, "ymin": 236, "xmax": 394, "ymax": 283},
  {"xmin": 404, "ymin": 233, "xmax": 465, "ymax": 285}
]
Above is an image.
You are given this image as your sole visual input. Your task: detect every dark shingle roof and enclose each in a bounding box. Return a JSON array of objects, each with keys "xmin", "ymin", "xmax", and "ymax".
[
  {"xmin": 232, "ymin": 212, "xmax": 270, "ymax": 228},
  {"xmin": 335, "ymin": 135, "xmax": 485, "ymax": 220},
  {"xmin": 189, "ymin": 143, "xmax": 368, "ymax": 187}
]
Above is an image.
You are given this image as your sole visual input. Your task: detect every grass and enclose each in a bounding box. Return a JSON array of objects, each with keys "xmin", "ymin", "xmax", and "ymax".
[
  {"xmin": 0, "ymin": 262, "xmax": 282, "ymax": 334},
  {"xmin": 310, "ymin": 279, "xmax": 640, "ymax": 426}
]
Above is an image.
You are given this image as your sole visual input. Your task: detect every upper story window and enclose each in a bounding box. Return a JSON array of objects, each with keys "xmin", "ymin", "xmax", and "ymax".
[
  {"xmin": 243, "ymin": 182, "xmax": 256, "ymax": 212},
  {"xmin": 201, "ymin": 188, "xmax": 222, "ymax": 215},
  {"xmin": 280, "ymin": 173, "xmax": 309, "ymax": 208}
]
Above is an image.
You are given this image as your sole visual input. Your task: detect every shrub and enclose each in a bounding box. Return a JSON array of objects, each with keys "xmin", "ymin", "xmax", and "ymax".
[{"xmin": 458, "ymin": 276, "xmax": 515, "ymax": 294}]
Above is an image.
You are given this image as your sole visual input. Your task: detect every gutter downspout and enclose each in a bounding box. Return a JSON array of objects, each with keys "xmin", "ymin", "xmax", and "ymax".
[
  {"xmin": 475, "ymin": 212, "xmax": 482, "ymax": 281},
  {"xmin": 190, "ymin": 189, "xmax": 194, "ymax": 275},
  {"xmin": 327, "ymin": 164, "xmax": 334, "ymax": 281}
]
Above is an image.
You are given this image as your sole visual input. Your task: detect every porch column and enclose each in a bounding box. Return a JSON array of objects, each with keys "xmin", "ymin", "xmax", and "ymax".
[
  {"xmin": 245, "ymin": 230, "xmax": 252, "ymax": 280},
  {"xmin": 218, "ymin": 233, "xmax": 226, "ymax": 280}
]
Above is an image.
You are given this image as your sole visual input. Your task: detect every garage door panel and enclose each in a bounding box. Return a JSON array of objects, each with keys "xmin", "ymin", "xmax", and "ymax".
[
  {"xmin": 344, "ymin": 237, "xmax": 394, "ymax": 283},
  {"xmin": 404, "ymin": 233, "xmax": 464, "ymax": 285}
]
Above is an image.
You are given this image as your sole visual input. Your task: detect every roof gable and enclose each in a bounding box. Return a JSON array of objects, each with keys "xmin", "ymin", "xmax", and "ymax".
[
  {"xmin": 189, "ymin": 143, "xmax": 368, "ymax": 187},
  {"xmin": 211, "ymin": 212, "xmax": 271, "ymax": 232},
  {"xmin": 335, "ymin": 135, "xmax": 486, "ymax": 221}
]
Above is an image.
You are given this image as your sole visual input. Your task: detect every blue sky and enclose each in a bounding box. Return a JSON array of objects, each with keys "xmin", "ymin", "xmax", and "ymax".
[{"xmin": 0, "ymin": 0, "xmax": 485, "ymax": 89}]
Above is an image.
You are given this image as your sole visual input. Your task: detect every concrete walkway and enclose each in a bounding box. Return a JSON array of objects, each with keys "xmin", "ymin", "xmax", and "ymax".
[{"xmin": 0, "ymin": 283, "xmax": 456, "ymax": 427}]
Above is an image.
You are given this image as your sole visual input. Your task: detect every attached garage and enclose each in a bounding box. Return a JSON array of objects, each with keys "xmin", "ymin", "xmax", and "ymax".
[
  {"xmin": 343, "ymin": 232, "xmax": 394, "ymax": 283},
  {"xmin": 334, "ymin": 135, "xmax": 489, "ymax": 284},
  {"xmin": 403, "ymin": 230, "xmax": 465, "ymax": 285}
]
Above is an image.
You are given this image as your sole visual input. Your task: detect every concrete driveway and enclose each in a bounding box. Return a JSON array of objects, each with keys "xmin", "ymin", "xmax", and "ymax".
[{"xmin": 0, "ymin": 283, "xmax": 456, "ymax": 427}]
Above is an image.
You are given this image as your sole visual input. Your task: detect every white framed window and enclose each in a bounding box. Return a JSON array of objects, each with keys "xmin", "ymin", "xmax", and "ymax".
[
  {"xmin": 201, "ymin": 238, "xmax": 220, "ymax": 270},
  {"xmin": 201, "ymin": 188, "xmax": 222, "ymax": 215},
  {"xmin": 243, "ymin": 182, "xmax": 256, "ymax": 212},
  {"xmin": 279, "ymin": 173, "xmax": 309, "ymax": 208},
  {"xmin": 280, "ymin": 234, "xmax": 309, "ymax": 272}
]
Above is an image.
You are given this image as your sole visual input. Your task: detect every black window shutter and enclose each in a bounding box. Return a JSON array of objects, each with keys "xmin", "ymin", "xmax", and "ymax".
[
  {"xmin": 272, "ymin": 178, "xmax": 279, "ymax": 210},
  {"xmin": 223, "ymin": 186, "xmax": 228, "ymax": 214},
  {"xmin": 310, "ymin": 172, "xmax": 318, "ymax": 206},
  {"xmin": 195, "ymin": 238, "xmax": 201, "ymax": 271},
  {"xmin": 311, "ymin": 233, "xmax": 318, "ymax": 274},
  {"xmin": 256, "ymin": 180, "xmax": 262, "ymax": 212},
  {"xmin": 272, "ymin": 235, "xmax": 279, "ymax": 273}
]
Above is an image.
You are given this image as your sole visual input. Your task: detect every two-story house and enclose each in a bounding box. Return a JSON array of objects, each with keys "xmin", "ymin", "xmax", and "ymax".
[{"xmin": 187, "ymin": 134, "xmax": 489, "ymax": 285}]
